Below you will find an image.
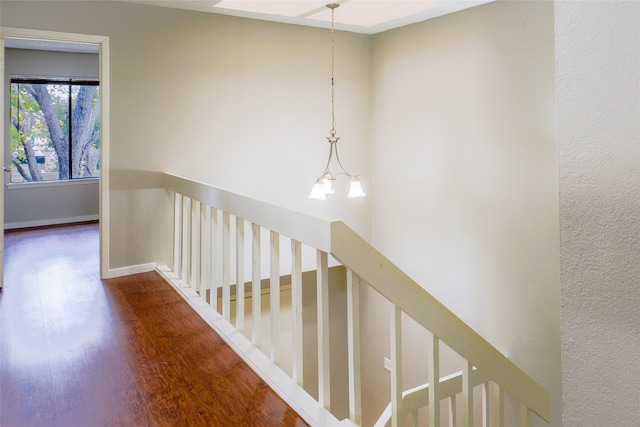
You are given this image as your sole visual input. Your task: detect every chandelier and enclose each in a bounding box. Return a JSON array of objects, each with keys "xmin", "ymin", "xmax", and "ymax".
[{"xmin": 308, "ymin": 3, "xmax": 365, "ymax": 200}]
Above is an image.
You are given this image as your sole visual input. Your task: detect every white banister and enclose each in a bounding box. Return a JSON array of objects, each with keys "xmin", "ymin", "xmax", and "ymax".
[
  {"xmin": 317, "ymin": 249, "xmax": 331, "ymax": 411},
  {"xmin": 270, "ymin": 230, "xmax": 281, "ymax": 364},
  {"xmin": 390, "ymin": 305, "xmax": 403, "ymax": 427},
  {"xmin": 236, "ymin": 217, "xmax": 245, "ymax": 331},
  {"xmin": 251, "ymin": 222, "xmax": 261, "ymax": 347},
  {"xmin": 164, "ymin": 173, "xmax": 332, "ymax": 251},
  {"xmin": 161, "ymin": 173, "xmax": 551, "ymax": 427},
  {"xmin": 346, "ymin": 270, "xmax": 362, "ymax": 425},
  {"xmin": 376, "ymin": 368, "xmax": 491, "ymax": 427},
  {"xmin": 329, "ymin": 221, "xmax": 550, "ymax": 422},
  {"xmin": 291, "ymin": 239, "xmax": 303, "ymax": 386}
]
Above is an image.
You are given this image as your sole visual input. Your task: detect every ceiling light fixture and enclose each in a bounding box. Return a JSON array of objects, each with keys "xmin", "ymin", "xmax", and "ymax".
[{"xmin": 309, "ymin": 3, "xmax": 365, "ymax": 200}]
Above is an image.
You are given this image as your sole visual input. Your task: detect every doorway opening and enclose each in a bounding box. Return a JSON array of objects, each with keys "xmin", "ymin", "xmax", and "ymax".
[{"xmin": 1, "ymin": 28, "xmax": 110, "ymax": 282}]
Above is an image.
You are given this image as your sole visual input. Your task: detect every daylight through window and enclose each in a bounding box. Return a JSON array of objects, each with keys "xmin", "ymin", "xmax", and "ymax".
[{"xmin": 10, "ymin": 78, "xmax": 100, "ymax": 183}]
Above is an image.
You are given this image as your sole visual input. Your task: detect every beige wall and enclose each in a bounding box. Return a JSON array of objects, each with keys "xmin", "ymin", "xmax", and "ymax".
[
  {"xmin": 1, "ymin": 1, "xmax": 572, "ymax": 425},
  {"xmin": 368, "ymin": 2, "xmax": 560, "ymax": 425},
  {"xmin": 556, "ymin": 2, "xmax": 640, "ymax": 426},
  {"xmin": 1, "ymin": 0, "xmax": 372, "ymax": 270}
]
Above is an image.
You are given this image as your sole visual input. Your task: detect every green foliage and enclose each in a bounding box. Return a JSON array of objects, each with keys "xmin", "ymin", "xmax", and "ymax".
[{"xmin": 10, "ymin": 81, "xmax": 100, "ymax": 182}]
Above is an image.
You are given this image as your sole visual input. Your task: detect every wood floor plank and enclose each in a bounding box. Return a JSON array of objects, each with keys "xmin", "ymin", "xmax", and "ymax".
[{"xmin": 1, "ymin": 222, "xmax": 308, "ymax": 427}]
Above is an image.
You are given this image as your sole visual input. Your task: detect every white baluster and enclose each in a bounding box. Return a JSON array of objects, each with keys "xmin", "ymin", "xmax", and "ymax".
[
  {"xmin": 492, "ymin": 383, "xmax": 504, "ymax": 427},
  {"xmin": 236, "ymin": 217, "xmax": 245, "ymax": 332},
  {"xmin": 173, "ymin": 193, "xmax": 182, "ymax": 276},
  {"xmin": 482, "ymin": 382, "xmax": 490, "ymax": 427},
  {"xmin": 200, "ymin": 203, "xmax": 209, "ymax": 301},
  {"xmin": 191, "ymin": 199, "xmax": 200, "ymax": 293},
  {"xmin": 462, "ymin": 361, "xmax": 473, "ymax": 427},
  {"xmin": 317, "ymin": 249, "xmax": 330, "ymax": 410},
  {"xmin": 428, "ymin": 332, "xmax": 441, "ymax": 427},
  {"xmin": 347, "ymin": 270, "xmax": 362, "ymax": 425},
  {"xmin": 391, "ymin": 305, "xmax": 403, "ymax": 427},
  {"xmin": 270, "ymin": 231, "xmax": 280, "ymax": 364},
  {"xmin": 210, "ymin": 208, "xmax": 220, "ymax": 312},
  {"xmin": 291, "ymin": 239, "xmax": 303, "ymax": 386},
  {"xmin": 251, "ymin": 223, "xmax": 262, "ymax": 347},
  {"xmin": 520, "ymin": 404, "xmax": 531, "ymax": 427},
  {"xmin": 222, "ymin": 212, "xmax": 231, "ymax": 320},
  {"xmin": 181, "ymin": 196, "xmax": 190, "ymax": 286},
  {"xmin": 449, "ymin": 395, "xmax": 457, "ymax": 427}
]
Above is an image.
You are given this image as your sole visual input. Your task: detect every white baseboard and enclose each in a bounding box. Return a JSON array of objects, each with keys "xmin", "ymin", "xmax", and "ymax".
[
  {"xmin": 5, "ymin": 214, "xmax": 99, "ymax": 230},
  {"xmin": 105, "ymin": 262, "xmax": 157, "ymax": 279}
]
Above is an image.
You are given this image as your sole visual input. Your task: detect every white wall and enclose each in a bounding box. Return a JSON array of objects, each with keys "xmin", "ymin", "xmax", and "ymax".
[
  {"xmin": 368, "ymin": 2, "xmax": 560, "ymax": 426},
  {"xmin": 555, "ymin": 2, "xmax": 640, "ymax": 426},
  {"xmin": 0, "ymin": 1, "xmax": 372, "ymax": 270},
  {"xmin": 3, "ymin": 48, "xmax": 99, "ymax": 228}
]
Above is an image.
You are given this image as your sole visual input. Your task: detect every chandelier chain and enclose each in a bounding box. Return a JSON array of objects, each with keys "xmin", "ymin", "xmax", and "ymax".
[{"xmin": 330, "ymin": 5, "xmax": 336, "ymax": 135}]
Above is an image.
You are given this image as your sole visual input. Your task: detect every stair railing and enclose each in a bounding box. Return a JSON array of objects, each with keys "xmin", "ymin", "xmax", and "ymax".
[{"xmin": 160, "ymin": 173, "xmax": 550, "ymax": 427}]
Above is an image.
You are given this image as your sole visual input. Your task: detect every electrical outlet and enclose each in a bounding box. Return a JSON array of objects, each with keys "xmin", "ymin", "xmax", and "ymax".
[{"xmin": 384, "ymin": 357, "xmax": 391, "ymax": 372}]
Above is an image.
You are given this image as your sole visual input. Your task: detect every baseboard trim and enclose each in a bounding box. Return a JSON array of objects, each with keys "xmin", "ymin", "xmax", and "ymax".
[
  {"xmin": 105, "ymin": 262, "xmax": 157, "ymax": 279},
  {"xmin": 5, "ymin": 214, "xmax": 99, "ymax": 230}
]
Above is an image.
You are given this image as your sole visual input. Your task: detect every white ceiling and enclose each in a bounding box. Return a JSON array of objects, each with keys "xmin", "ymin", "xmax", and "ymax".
[
  {"xmin": 123, "ymin": 0, "xmax": 494, "ymax": 34},
  {"xmin": 3, "ymin": 0, "xmax": 493, "ymax": 52}
]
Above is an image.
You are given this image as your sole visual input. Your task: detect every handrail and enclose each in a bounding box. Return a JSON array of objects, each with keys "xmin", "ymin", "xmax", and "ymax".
[
  {"xmin": 375, "ymin": 369, "xmax": 491, "ymax": 427},
  {"xmin": 163, "ymin": 173, "xmax": 333, "ymax": 251},
  {"xmin": 162, "ymin": 173, "xmax": 550, "ymax": 423},
  {"xmin": 331, "ymin": 222, "xmax": 550, "ymax": 422}
]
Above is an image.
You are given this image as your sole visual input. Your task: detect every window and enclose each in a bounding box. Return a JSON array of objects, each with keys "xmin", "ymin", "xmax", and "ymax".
[{"xmin": 10, "ymin": 78, "xmax": 100, "ymax": 183}]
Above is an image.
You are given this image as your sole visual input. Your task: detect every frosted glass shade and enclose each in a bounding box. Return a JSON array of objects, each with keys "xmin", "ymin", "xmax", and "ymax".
[
  {"xmin": 322, "ymin": 178, "xmax": 335, "ymax": 194},
  {"xmin": 308, "ymin": 181, "xmax": 327, "ymax": 200},
  {"xmin": 347, "ymin": 179, "xmax": 366, "ymax": 198}
]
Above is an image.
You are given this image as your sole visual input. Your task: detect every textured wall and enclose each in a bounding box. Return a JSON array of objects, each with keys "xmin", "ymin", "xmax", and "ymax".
[{"xmin": 556, "ymin": 2, "xmax": 640, "ymax": 425}]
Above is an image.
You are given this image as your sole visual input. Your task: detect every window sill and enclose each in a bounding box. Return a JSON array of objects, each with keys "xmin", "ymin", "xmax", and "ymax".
[{"xmin": 6, "ymin": 178, "xmax": 99, "ymax": 190}]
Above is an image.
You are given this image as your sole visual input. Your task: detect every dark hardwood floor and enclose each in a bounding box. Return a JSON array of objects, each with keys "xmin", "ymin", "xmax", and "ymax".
[{"xmin": 0, "ymin": 222, "xmax": 308, "ymax": 427}]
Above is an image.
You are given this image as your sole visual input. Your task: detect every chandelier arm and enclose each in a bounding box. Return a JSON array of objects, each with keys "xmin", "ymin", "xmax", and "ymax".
[
  {"xmin": 320, "ymin": 142, "xmax": 335, "ymax": 177},
  {"xmin": 333, "ymin": 144, "xmax": 354, "ymax": 178}
]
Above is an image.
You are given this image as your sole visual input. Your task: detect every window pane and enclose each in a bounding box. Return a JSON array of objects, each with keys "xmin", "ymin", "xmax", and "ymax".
[
  {"xmin": 10, "ymin": 83, "xmax": 65, "ymax": 182},
  {"xmin": 9, "ymin": 81, "xmax": 100, "ymax": 182},
  {"xmin": 71, "ymin": 85, "xmax": 100, "ymax": 179}
]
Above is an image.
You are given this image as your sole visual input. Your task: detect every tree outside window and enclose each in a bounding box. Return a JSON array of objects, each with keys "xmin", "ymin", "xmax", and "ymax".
[{"xmin": 10, "ymin": 79, "xmax": 100, "ymax": 183}]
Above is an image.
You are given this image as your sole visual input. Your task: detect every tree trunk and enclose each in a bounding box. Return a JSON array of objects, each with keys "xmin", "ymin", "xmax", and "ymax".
[
  {"xmin": 11, "ymin": 114, "xmax": 42, "ymax": 181},
  {"xmin": 26, "ymin": 84, "xmax": 69, "ymax": 179},
  {"xmin": 72, "ymin": 86, "xmax": 98, "ymax": 179}
]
